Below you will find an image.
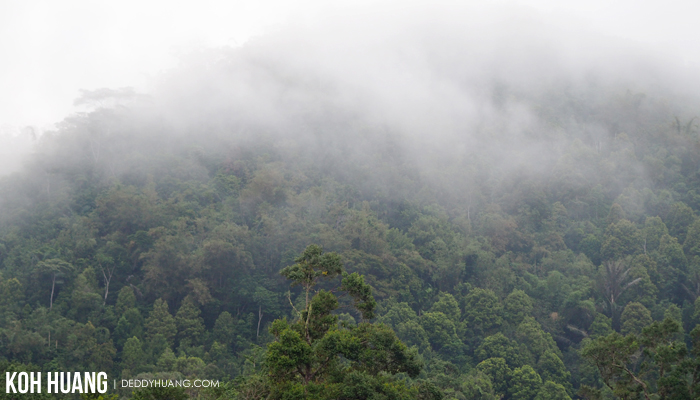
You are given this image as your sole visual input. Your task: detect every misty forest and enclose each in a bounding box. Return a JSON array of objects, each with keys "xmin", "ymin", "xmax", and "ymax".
[{"xmin": 4, "ymin": 12, "xmax": 700, "ymax": 400}]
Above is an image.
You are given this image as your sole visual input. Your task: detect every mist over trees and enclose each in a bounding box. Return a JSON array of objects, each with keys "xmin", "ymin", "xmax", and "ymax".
[{"xmin": 3, "ymin": 6, "xmax": 700, "ymax": 399}]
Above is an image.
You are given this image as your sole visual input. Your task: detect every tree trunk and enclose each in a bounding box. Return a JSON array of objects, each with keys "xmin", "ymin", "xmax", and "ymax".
[
  {"xmin": 102, "ymin": 267, "xmax": 113, "ymax": 305},
  {"xmin": 50, "ymin": 273, "xmax": 56, "ymax": 310},
  {"xmin": 103, "ymin": 281, "xmax": 110, "ymax": 305},
  {"xmin": 257, "ymin": 305, "xmax": 263, "ymax": 339}
]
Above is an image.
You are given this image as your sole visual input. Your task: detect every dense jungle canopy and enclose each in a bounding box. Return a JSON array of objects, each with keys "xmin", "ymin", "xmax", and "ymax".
[{"xmin": 3, "ymin": 15, "xmax": 700, "ymax": 400}]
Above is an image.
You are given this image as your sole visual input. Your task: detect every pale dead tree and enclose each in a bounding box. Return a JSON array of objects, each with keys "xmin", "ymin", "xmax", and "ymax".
[
  {"xmin": 36, "ymin": 259, "xmax": 74, "ymax": 310},
  {"xmin": 95, "ymin": 251, "xmax": 117, "ymax": 305},
  {"xmin": 257, "ymin": 305, "xmax": 263, "ymax": 339},
  {"xmin": 673, "ymin": 116, "xmax": 698, "ymax": 135},
  {"xmin": 567, "ymin": 324, "xmax": 589, "ymax": 338},
  {"xmin": 598, "ymin": 260, "xmax": 642, "ymax": 318},
  {"xmin": 99, "ymin": 260, "xmax": 116, "ymax": 305}
]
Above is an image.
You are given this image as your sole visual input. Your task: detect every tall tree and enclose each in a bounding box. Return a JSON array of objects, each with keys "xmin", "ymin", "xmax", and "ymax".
[
  {"xmin": 597, "ymin": 260, "xmax": 641, "ymax": 323},
  {"xmin": 256, "ymin": 244, "xmax": 430, "ymax": 399},
  {"xmin": 145, "ymin": 298, "xmax": 176, "ymax": 346},
  {"xmin": 582, "ymin": 318, "xmax": 692, "ymax": 400},
  {"xmin": 175, "ymin": 296, "xmax": 205, "ymax": 349},
  {"xmin": 36, "ymin": 258, "xmax": 73, "ymax": 310}
]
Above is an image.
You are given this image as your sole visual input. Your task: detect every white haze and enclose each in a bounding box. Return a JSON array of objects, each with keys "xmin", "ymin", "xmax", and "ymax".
[
  {"xmin": 1, "ymin": 1, "xmax": 700, "ymax": 176},
  {"xmin": 152, "ymin": 5, "xmax": 695, "ymax": 161}
]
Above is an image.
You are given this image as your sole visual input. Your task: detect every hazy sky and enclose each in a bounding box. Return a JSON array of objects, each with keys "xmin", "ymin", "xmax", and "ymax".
[{"xmin": 1, "ymin": 0, "xmax": 699, "ymax": 133}]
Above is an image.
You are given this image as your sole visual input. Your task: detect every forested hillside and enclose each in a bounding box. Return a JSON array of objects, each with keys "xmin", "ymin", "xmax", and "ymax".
[{"xmin": 3, "ymin": 17, "xmax": 700, "ymax": 400}]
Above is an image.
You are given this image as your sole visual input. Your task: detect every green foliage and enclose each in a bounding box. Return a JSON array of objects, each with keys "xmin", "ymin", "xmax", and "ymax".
[
  {"xmin": 80, "ymin": 394, "xmax": 119, "ymax": 400},
  {"xmin": 509, "ymin": 365, "xmax": 542, "ymax": 400},
  {"xmin": 4, "ymin": 60, "xmax": 700, "ymax": 399},
  {"xmin": 536, "ymin": 351, "xmax": 572, "ymax": 394},
  {"xmin": 69, "ymin": 266, "xmax": 102, "ymax": 321},
  {"xmin": 460, "ymin": 371, "xmax": 498, "ymax": 400},
  {"xmin": 131, "ymin": 385, "xmax": 188, "ymax": 400},
  {"xmin": 114, "ymin": 308, "xmax": 144, "ymax": 348},
  {"xmin": 116, "ymin": 286, "xmax": 137, "ymax": 316},
  {"xmin": 212, "ymin": 311, "xmax": 237, "ymax": 348},
  {"xmin": 430, "ymin": 292, "xmax": 461, "ymax": 322},
  {"xmin": 620, "ymin": 302, "xmax": 652, "ymax": 336},
  {"xmin": 280, "ymin": 244, "xmax": 343, "ymax": 298},
  {"xmin": 420, "ymin": 312, "xmax": 459, "ymax": 351},
  {"xmin": 476, "ymin": 357, "xmax": 511, "ymax": 397},
  {"xmin": 606, "ymin": 204, "xmax": 625, "ymax": 226},
  {"xmin": 461, "ymin": 288, "xmax": 503, "ymax": 336},
  {"xmin": 377, "ymin": 300, "xmax": 430, "ymax": 349},
  {"xmin": 685, "ymin": 219, "xmax": 700, "ymax": 259},
  {"xmin": 600, "ymin": 219, "xmax": 641, "ymax": 261},
  {"xmin": 514, "ymin": 317, "xmax": 559, "ymax": 362},
  {"xmin": 122, "ymin": 336, "xmax": 145, "ymax": 375},
  {"xmin": 175, "ymin": 296, "xmax": 205, "ymax": 348},
  {"xmin": 340, "ymin": 272, "xmax": 377, "ymax": 321},
  {"xmin": 0, "ymin": 361, "xmax": 52, "ymax": 400},
  {"xmin": 534, "ymin": 381, "xmax": 571, "ymax": 400},
  {"xmin": 582, "ymin": 318, "xmax": 691, "ymax": 399},
  {"xmin": 476, "ymin": 333, "xmax": 528, "ymax": 368},
  {"xmin": 0, "ymin": 275, "xmax": 23, "ymax": 312},
  {"xmin": 36, "ymin": 258, "xmax": 74, "ymax": 309},
  {"xmin": 254, "ymin": 245, "xmax": 422, "ymax": 399},
  {"xmin": 642, "ymin": 216, "xmax": 668, "ymax": 253},
  {"xmin": 145, "ymin": 298, "xmax": 176, "ymax": 345},
  {"xmin": 666, "ymin": 202, "xmax": 695, "ymax": 244},
  {"xmin": 503, "ymin": 289, "xmax": 533, "ymax": 326},
  {"xmin": 620, "ymin": 254, "xmax": 658, "ymax": 307}
]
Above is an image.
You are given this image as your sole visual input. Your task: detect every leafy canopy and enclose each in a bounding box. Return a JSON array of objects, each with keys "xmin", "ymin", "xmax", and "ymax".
[{"xmin": 259, "ymin": 244, "xmax": 431, "ymax": 400}]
